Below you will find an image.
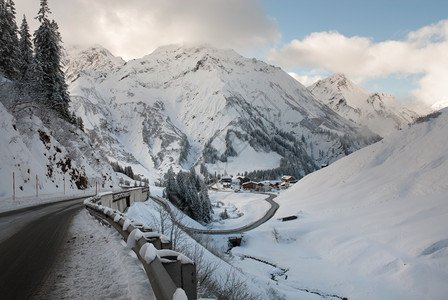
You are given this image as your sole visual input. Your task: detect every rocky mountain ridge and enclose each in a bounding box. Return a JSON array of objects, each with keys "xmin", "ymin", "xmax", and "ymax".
[{"xmin": 309, "ymin": 73, "xmax": 418, "ymax": 137}]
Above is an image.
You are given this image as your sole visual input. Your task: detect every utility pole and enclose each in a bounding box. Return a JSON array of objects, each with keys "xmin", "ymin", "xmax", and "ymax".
[
  {"xmin": 36, "ymin": 174, "xmax": 38, "ymax": 198},
  {"xmin": 13, "ymin": 172, "xmax": 15, "ymax": 201},
  {"xmin": 63, "ymin": 175, "xmax": 66, "ymax": 195}
]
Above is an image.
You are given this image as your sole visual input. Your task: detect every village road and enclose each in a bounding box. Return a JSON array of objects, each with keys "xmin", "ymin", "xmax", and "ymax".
[{"xmin": 149, "ymin": 193, "xmax": 279, "ymax": 235}]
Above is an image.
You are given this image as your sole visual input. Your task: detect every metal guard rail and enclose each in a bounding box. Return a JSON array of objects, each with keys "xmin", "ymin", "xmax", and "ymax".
[{"xmin": 84, "ymin": 195, "xmax": 197, "ymax": 300}]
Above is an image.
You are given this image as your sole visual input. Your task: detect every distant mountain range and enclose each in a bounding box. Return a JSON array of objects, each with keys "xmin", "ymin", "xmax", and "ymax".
[{"xmin": 63, "ymin": 45, "xmax": 383, "ymax": 181}]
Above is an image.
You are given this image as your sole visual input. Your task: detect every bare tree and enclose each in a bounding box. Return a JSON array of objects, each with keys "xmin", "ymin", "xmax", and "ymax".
[{"xmin": 168, "ymin": 208, "xmax": 186, "ymax": 251}]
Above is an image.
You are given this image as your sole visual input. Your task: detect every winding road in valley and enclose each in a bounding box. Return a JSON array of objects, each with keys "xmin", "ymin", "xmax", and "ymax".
[
  {"xmin": 149, "ymin": 193, "xmax": 279, "ymax": 235},
  {"xmin": 0, "ymin": 197, "xmax": 91, "ymax": 299}
]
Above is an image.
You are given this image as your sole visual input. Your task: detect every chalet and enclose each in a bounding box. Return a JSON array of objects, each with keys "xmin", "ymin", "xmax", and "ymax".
[
  {"xmin": 220, "ymin": 176, "xmax": 232, "ymax": 183},
  {"xmin": 279, "ymin": 182, "xmax": 289, "ymax": 190},
  {"xmin": 269, "ymin": 181, "xmax": 282, "ymax": 189},
  {"xmin": 242, "ymin": 181, "xmax": 257, "ymax": 190},
  {"xmin": 281, "ymin": 175, "xmax": 296, "ymax": 183},
  {"xmin": 256, "ymin": 181, "xmax": 272, "ymax": 192},
  {"xmin": 235, "ymin": 175, "xmax": 250, "ymax": 185}
]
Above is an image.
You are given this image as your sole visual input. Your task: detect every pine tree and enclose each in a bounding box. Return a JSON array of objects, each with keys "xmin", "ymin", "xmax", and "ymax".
[
  {"xmin": 0, "ymin": 0, "xmax": 20, "ymax": 79},
  {"xmin": 198, "ymin": 185, "xmax": 212, "ymax": 223},
  {"xmin": 176, "ymin": 171, "xmax": 187, "ymax": 197},
  {"xmin": 179, "ymin": 135, "xmax": 190, "ymax": 164},
  {"xmin": 124, "ymin": 166, "xmax": 134, "ymax": 179},
  {"xmin": 18, "ymin": 14, "xmax": 32, "ymax": 78},
  {"xmin": 71, "ymin": 111, "xmax": 76, "ymax": 124},
  {"xmin": 164, "ymin": 166, "xmax": 177, "ymax": 195},
  {"xmin": 23, "ymin": 57, "xmax": 45, "ymax": 100},
  {"xmin": 33, "ymin": 0, "xmax": 70, "ymax": 120},
  {"xmin": 76, "ymin": 116, "xmax": 84, "ymax": 131},
  {"xmin": 185, "ymin": 182, "xmax": 200, "ymax": 219},
  {"xmin": 189, "ymin": 167, "xmax": 201, "ymax": 192}
]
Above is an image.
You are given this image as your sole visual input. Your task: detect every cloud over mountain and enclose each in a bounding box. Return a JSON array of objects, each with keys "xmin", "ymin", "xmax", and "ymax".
[
  {"xmin": 268, "ymin": 20, "xmax": 448, "ymax": 107},
  {"xmin": 16, "ymin": 0, "xmax": 280, "ymax": 60}
]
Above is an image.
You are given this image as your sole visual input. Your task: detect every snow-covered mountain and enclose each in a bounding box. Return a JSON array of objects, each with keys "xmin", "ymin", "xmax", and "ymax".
[
  {"xmin": 431, "ymin": 98, "xmax": 448, "ymax": 111},
  {"xmin": 234, "ymin": 108, "xmax": 448, "ymax": 299},
  {"xmin": 65, "ymin": 45, "xmax": 380, "ymax": 180},
  {"xmin": 309, "ymin": 73, "xmax": 418, "ymax": 137}
]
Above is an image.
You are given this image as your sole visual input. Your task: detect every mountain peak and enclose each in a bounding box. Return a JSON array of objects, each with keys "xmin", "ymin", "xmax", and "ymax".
[
  {"xmin": 325, "ymin": 73, "xmax": 358, "ymax": 92},
  {"xmin": 148, "ymin": 43, "xmax": 242, "ymax": 61},
  {"xmin": 329, "ymin": 72, "xmax": 348, "ymax": 81},
  {"xmin": 310, "ymin": 73, "xmax": 418, "ymax": 136},
  {"xmin": 65, "ymin": 44, "xmax": 125, "ymax": 76}
]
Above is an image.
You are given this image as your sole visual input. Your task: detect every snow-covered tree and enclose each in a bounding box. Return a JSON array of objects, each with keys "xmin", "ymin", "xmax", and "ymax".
[
  {"xmin": 124, "ymin": 166, "xmax": 134, "ymax": 179},
  {"xmin": 0, "ymin": 0, "xmax": 20, "ymax": 79},
  {"xmin": 163, "ymin": 167, "xmax": 212, "ymax": 224},
  {"xmin": 76, "ymin": 116, "xmax": 84, "ymax": 131},
  {"xmin": 199, "ymin": 185, "xmax": 212, "ymax": 223},
  {"xmin": 179, "ymin": 135, "xmax": 190, "ymax": 164},
  {"xmin": 176, "ymin": 170, "xmax": 187, "ymax": 197},
  {"xmin": 33, "ymin": 0, "xmax": 71, "ymax": 120},
  {"xmin": 18, "ymin": 14, "xmax": 32, "ymax": 78},
  {"xmin": 164, "ymin": 166, "xmax": 177, "ymax": 194}
]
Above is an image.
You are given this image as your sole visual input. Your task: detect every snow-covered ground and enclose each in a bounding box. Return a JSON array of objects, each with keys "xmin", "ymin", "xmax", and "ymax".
[
  {"xmin": 125, "ymin": 196, "xmax": 284, "ymax": 299},
  {"xmin": 209, "ymin": 191, "xmax": 271, "ymax": 230},
  {"xmin": 35, "ymin": 209, "xmax": 154, "ymax": 299},
  {"xmin": 229, "ymin": 108, "xmax": 448, "ymax": 299}
]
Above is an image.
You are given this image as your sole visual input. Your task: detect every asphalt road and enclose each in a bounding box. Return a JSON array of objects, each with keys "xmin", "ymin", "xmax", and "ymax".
[
  {"xmin": 150, "ymin": 193, "xmax": 279, "ymax": 235},
  {"xmin": 0, "ymin": 197, "xmax": 88, "ymax": 299}
]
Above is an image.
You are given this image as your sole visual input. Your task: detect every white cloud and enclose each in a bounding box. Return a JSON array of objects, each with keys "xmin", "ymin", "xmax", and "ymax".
[
  {"xmin": 267, "ymin": 20, "xmax": 448, "ymax": 107},
  {"xmin": 16, "ymin": 0, "xmax": 280, "ymax": 60},
  {"xmin": 287, "ymin": 72, "xmax": 323, "ymax": 87}
]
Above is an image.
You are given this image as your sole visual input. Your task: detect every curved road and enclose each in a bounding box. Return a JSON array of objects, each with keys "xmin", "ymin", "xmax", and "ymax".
[
  {"xmin": 149, "ymin": 193, "xmax": 279, "ymax": 235},
  {"xmin": 0, "ymin": 197, "xmax": 89, "ymax": 299}
]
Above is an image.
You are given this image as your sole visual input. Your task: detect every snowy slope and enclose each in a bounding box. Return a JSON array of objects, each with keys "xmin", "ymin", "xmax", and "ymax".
[
  {"xmin": 310, "ymin": 73, "xmax": 418, "ymax": 137},
  {"xmin": 65, "ymin": 45, "xmax": 379, "ymax": 180},
  {"xmin": 232, "ymin": 108, "xmax": 448, "ymax": 299},
  {"xmin": 0, "ymin": 100, "xmax": 120, "ymax": 205}
]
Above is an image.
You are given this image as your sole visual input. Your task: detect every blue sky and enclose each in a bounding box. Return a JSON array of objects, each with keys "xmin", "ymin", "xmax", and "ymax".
[
  {"xmin": 260, "ymin": 0, "xmax": 448, "ymax": 108},
  {"xmin": 262, "ymin": 0, "xmax": 448, "ymax": 43},
  {"xmin": 16, "ymin": 0, "xmax": 448, "ymax": 109}
]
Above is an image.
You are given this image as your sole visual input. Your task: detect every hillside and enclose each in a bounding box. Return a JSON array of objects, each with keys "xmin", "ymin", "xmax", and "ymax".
[
  {"xmin": 0, "ymin": 96, "xmax": 119, "ymax": 204},
  {"xmin": 65, "ymin": 45, "xmax": 380, "ymax": 181},
  {"xmin": 309, "ymin": 73, "xmax": 418, "ymax": 137},
  {"xmin": 231, "ymin": 108, "xmax": 448, "ymax": 299}
]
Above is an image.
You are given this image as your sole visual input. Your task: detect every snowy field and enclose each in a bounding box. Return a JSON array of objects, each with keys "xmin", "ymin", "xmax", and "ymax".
[{"xmin": 209, "ymin": 191, "xmax": 270, "ymax": 230}]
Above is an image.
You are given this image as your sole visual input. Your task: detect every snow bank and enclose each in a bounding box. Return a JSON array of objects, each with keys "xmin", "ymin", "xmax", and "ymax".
[{"xmin": 34, "ymin": 210, "xmax": 154, "ymax": 299}]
